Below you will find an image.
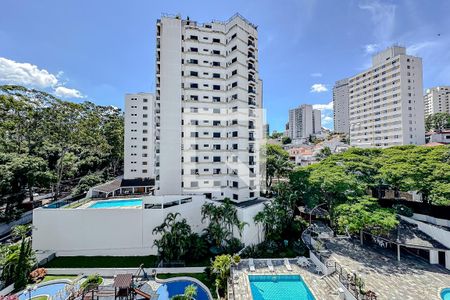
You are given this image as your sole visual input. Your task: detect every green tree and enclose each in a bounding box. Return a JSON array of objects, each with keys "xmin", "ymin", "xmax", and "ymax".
[
  {"xmin": 425, "ymin": 112, "xmax": 450, "ymax": 132},
  {"xmin": 281, "ymin": 136, "xmax": 291, "ymax": 144},
  {"xmin": 316, "ymin": 146, "xmax": 332, "ymax": 160},
  {"xmin": 335, "ymin": 196, "xmax": 398, "ymax": 240},
  {"xmin": 211, "ymin": 254, "xmax": 239, "ymax": 298},
  {"xmin": 152, "ymin": 213, "xmax": 193, "ymax": 262},
  {"xmin": 265, "ymin": 144, "xmax": 293, "ymax": 190}
]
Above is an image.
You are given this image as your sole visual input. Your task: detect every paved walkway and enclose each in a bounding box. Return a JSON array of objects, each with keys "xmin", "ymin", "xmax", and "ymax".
[{"xmin": 326, "ymin": 238, "xmax": 450, "ymax": 300}]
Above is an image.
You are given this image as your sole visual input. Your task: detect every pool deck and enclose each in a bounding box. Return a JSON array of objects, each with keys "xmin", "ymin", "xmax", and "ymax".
[
  {"xmin": 326, "ymin": 238, "xmax": 450, "ymax": 300},
  {"xmin": 229, "ymin": 259, "xmax": 333, "ymax": 300}
]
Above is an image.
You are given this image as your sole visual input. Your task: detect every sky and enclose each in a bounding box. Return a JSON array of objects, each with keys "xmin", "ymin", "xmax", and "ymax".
[{"xmin": 1, "ymin": 0, "xmax": 450, "ymax": 132}]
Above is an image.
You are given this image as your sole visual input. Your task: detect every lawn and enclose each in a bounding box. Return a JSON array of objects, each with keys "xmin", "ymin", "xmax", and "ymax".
[
  {"xmin": 42, "ymin": 275, "xmax": 78, "ymax": 282},
  {"xmin": 31, "ymin": 296, "xmax": 48, "ymax": 300},
  {"xmin": 43, "ymin": 256, "xmax": 159, "ymax": 268},
  {"xmin": 157, "ymin": 273, "xmax": 214, "ymax": 294},
  {"xmin": 44, "ymin": 255, "xmax": 212, "ymax": 268}
]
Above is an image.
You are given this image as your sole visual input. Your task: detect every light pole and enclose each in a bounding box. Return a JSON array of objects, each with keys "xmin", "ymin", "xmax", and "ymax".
[
  {"xmin": 23, "ymin": 285, "xmax": 38, "ymax": 300},
  {"xmin": 309, "ymin": 202, "xmax": 327, "ymax": 226}
]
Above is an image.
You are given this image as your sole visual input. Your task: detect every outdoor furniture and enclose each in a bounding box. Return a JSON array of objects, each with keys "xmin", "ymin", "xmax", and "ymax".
[
  {"xmin": 113, "ymin": 274, "xmax": 133, "ymax": 300},
  {"xmin": 267, "ymin": 259, "xmax": 274, "ymax": 272},
  {"xmin": 284, "ymin": 258, "xmax": 292, "ymax": 271},
  {"xmin": 315, "ymin": 265, "xmax": 322, "ymax": 275},
  {"xmin": 297, "ymin": 256, "xmax": 311, "ymax": 267},
  {"xmin": 249, "ymin": 258, "xmax": 256, "ymax": 272}
]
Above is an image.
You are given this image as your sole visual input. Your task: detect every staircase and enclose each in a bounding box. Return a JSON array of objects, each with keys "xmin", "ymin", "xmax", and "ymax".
[{"xmin": 322, "ymin": 272, "xmax": 340, "ymax": 295}]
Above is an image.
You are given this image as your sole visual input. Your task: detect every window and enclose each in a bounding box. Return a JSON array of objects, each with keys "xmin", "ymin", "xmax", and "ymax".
[
  {"xmin": 190, "ymin": 71, "xmax": 198, "ymax": 77},
  {"xmin": 190, "ymin": 132, "xmax": 199, "ymax": 138},
  {"xmin": 191, "ymin": 156, "xmax": 199, "ymax": 162},
  {"xmin": 213, "ymin": 85, "xmax": 220, "ymax": 90},
  {"xmin": 190, "ymin": 95, "xmax": 198, "ymax": 101},
  {"xmin": 190, "ymin": 35, "xmax": 198, "ymax": 40},
  {"xmin": 212, "ymin": 61, "xmax": 220, "ymax": 67},
  {"xmin": 232, "ymin": 82, "xmax": 238, "ymax": 88},
  {"xmin": 190, "ymin": 47, "xmax": 198, "ymax": 52},
  {"xmin": 213, "ymin": 38, "xmax": 221, "ymax": 43},
  {"xmin": 190, "ymin": 59, "xmax": 198, "ymax": 64},
  {"xmin": 212, "ymin": 50, "xmax": 220, "ymax": 55},
  {"xmin": 213, "ymin": 73, "xmax": 220, "ymax": 78},
  {"xmin": 213, "ymin": 156, "xmax": 221, "ymax": 162},
  {"xmin": 190, "ymin": 83, "xmax": 198, "ymax": 89},
  {"xmin": 231, "ymin": 57, "xmax": 237, "ymax": 64},
  {"xmin": 232, "ymin": 69, "xmax": 237, "ymax": 76},
  {"xmin": 213, "ymin": 132, "xmax": 221, "ymax": 138},
  {"xmin": 190, "ymin": 181, "xmax": 198, "ymax": 187}
]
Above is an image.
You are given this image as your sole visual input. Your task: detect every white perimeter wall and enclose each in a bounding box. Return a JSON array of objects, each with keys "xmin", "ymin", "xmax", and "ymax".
[
  {"xmin": 32, "ymin": 196, "xmax": 265, "ymax": 257},
  {"xmin": 32, "ymin": 196, "xmax": 206, "ymax": 256}
]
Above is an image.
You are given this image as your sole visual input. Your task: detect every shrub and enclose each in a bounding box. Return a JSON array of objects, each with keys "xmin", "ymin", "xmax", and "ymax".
[
  {"xmin": 80, "ymin": 274, "xmax": 103, "ymax": 291},
  {"xmin": 393, "ymin": 204, "xmax": 413, "ymax": 217}
]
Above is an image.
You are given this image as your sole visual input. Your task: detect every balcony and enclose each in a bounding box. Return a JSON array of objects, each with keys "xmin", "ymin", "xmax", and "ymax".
[
  {"xmin": 248, "ymin": 100, "xmax": 256, "ymax": 106},
  {"xmin": 248, "ymin": 124, "xmax": 255, "ymax": 129},
  {"xmin": 249, "ymin": 161, "xmax": 256, "ymax": 166},
  {"xmin": 248, "ymin": 148, "xmax": 255, "ymax": 153},
  {"xmin": 248, "ymin": 89, "xmax": 256, "ymax": 94}
]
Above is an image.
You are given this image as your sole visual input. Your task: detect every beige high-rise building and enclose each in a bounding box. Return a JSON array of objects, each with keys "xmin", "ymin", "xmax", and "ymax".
[
  {"xmin": 288, "ymin": 104, "xmax": 321, "ymax": 140},
  {"xmin": 348, "ymin": 46, "xmax": 425, "ymax": 147},
  {"xmin": 424, "ymin": 86, "xmax": 450, "ymax": 117}
]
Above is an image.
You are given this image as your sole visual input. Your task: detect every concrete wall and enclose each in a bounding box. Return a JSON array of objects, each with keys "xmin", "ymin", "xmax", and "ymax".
[
  {"xmin": 400, "ymin": 215, "xmax": 450, "ymax": 248},
  {"xmin": 32, "ymin": 196, "xmax": 206, "ymax": 256},
  {"xmin": 412, "ymin": 213, "xmax": 450, "ymax": 228},
  {"xmin": 32, "ymin": 196, "xmax": 264, "ymax": 257}
]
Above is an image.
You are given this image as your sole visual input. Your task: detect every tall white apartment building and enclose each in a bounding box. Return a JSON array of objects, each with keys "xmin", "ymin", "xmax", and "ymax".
[
  {"xmin": 424, "ymin": 86, "xmax": 450, "ymax": 117},
  {"xmin": 154, "ymin": 14, "xmax": 263, "ymax": 202},
  {"xmin": 288, "ymin": 104, "xmax": 321, "ymax": 140},
  {"xmin": 333, "ymin": 78, "xmax": 350, "ymax": 134},
  {"xmin": 348, "ymin": 46, "xmax": 425, "ymax": 147},
  {"xmin": 124, "ymin": 93, "xmax": 155, "ymax": 179}
]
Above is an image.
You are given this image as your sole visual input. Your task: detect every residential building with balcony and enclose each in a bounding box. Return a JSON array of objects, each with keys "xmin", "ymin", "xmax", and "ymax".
[
  {"xmin": 348, "ymin": 46, "xmax": 425, "ymax": 147},
  {"xmin": 424, "ymin": 86, "xmax": 450, "ymax": 117},
  {"xmin": 124, "ymin": 93, "xmax": 155, "ymax": 180},
  {"xmin": 154, "ymin": 14, "xmax": 263, "ymax": 202},
  {"xmin": 288, "ymin": 104, "xmax": 321, "ymax": 140},
  {"xmin": 333, "ymin": 78, "xmax": 350, "ymax": 134}
]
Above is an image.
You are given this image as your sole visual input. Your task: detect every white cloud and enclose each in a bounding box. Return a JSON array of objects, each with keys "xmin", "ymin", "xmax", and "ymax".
[
  {"xmin": 313, "ymin": 101, "xmax": 333, "ymax": 111},
  {"xmin": 407, "ymin": 41, "xmax": 438, "ymax": 56},
  {"xmin": 364, "ymin": 43, "xmax": 379, "ymax": 55},
  {"xmin": 55, "ymin": 86, "xmax": 84, "ymax": 99},
  {"xmin": 0, "ymin": 57, "xmax": 58, "ymax": 88},
  {"xmin": 0, "ymin": 57, "xmax": 85, "ymax": 99},
  {"xmin": 359, "ymin": 0, "xmax": 396, "ymax": 41},
  {"xmin": 310, "ymin": 72, "xmax": 322, "ymax": 77},
  {"xmin": 310, "ymin": 83, "xmax": 328, "ymax": 93}
]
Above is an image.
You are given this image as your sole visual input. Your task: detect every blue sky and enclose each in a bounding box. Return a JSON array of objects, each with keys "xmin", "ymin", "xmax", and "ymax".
[{"xmin": 1, "ymin": 0, "xmax": 450, "ymax": 132}]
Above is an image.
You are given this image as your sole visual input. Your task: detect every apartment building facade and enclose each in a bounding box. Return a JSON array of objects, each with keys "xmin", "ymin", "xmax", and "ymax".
[
  {"xmin": 424, "ymin": 86, "xmax": 450, "ymax": 117},
  {"xmin": 333, "ymin": 78, "xmax": 350, "ymax": 134},
  {"xmin": 348, "ymin": 46, "xmax": 425, "ymax": 147},
  {"xmin": 124, "ymin": 93, "xmax": 155, "ymax": 180},
  {"xmin": 154, "ymin": 14, "xmax": 263, "ymax": 202},
  {"xmin": 288, "ymin": 104, "xmax": 321, "ymax": 140}
]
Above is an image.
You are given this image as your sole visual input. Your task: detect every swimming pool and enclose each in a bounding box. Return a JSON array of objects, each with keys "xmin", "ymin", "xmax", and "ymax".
[
  {"xmin": 249, "ymin": 275, "xmax": 316, "ymax": 300},
  {"xmin": 156, "ymin": 280, "xmax": 210, "ymax": 300},
  {"xmin": 18, "ymin": 281, "xmax": 71, "ymax": 300},
  {"xmin": 441, "ymin": 288, "xmax": 450, "ymax": 300},
  {"xmin": 88, "ymin": 198, "xmax": 142, "ymax": 208}
]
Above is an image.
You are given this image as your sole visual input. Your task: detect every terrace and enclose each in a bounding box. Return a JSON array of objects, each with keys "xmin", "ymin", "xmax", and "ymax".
[{"xmin": 228, "ymin": 258, "xmax": 333, "ymax": 300}]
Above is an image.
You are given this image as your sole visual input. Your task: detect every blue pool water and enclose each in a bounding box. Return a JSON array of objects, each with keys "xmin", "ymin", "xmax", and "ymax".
[
  {"xmin": 156, "ymin": 280, "xmax": 210, "ymax": 300},
  {"xmin": 441, "ymin": 288, "xmax": 450, "ymax": 300},
  {"xmin": 249, "ymin": 275, "xmax": 315, "ymax": 300},
  {"xmin": 89, "ymin": 198, "xmax": 142, "ymax": 208},
  {"xmin": 18, "ymin": 282, "xmax": 70, "ymax": 300}
]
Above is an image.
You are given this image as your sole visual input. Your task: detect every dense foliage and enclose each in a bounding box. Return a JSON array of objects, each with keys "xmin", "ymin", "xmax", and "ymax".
[
  {"xmin": 264, "ymin": 144, "xmax": 293, "ymax": 190},
  {"xmin": 425, "ymin": 112, "xmax": 450, "ymax": 132},
  {"xmin": 0, "ymin": 225, "xmax": 36, "ymax": 289},
  {"xmin": 0, "ymin": 85, "xmax": 124, "ymax": 221}
]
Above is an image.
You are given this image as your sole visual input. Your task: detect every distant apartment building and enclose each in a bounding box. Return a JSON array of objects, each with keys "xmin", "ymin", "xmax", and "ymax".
[
  {"xmin": 288, "ymin": 104, "xmax": 321, "ymax": 140},
  {"xmin": 347, "ymin": 46, "xmax": 425, "ymax": 147},
  {"xmin": 263, "ymin": 124, "xmax": 270, "ymax": 138},
  {"xmin": 424, "ymin": 86, "xmax": 450, "ymax": 117},
  {"xmin": 333, "ymin": 78, "xmax": 350, "ymax": 134},
  {"xmin": 124, "ymin": 93, "xmax": 155, "ymax": 180},
  {"xmin": 153, "ymin": 14, "xmax": 263, "ymax": 202}
]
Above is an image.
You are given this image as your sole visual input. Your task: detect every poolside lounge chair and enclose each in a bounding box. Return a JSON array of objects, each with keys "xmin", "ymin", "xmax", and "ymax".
[
  {"xmin": 249, "ymin": 258, "xmax": 256, "ymax": 272},
  {"xmin": 284, "ymin": 258, "xmax": 293, "ymax": 271},
  {"xmin": 267, "ymin": 259, "xmax": 274, "ymax": 272}
]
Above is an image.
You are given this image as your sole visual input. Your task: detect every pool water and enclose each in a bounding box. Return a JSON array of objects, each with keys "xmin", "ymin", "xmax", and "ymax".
[
  {"xmin": 441, "ymin": 288, "xmax": 450, "ymax": 300},
  {"xmin": 156, "ymin": 280, "xmax": 210, "ymax": 300},
  {"xmin": 18, "ymin": 282, "xmax": 70, "ymax": 300},
  {"xmin": 88, "ymin": 198, "xmax": 142, "ymax": 208},
  {"xmin": 249, "ymin": 275, "xmax": 315, "ymax": 300}
]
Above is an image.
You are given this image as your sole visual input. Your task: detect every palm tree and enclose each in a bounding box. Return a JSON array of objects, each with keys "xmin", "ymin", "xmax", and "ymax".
[{"xmin": 183, "ymin": 284, "xmax": 197, "ymax": 300}]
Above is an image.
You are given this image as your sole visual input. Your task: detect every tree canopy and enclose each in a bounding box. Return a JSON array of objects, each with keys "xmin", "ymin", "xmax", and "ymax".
[{"xmin": 0, "ymin": 85, "xmax": 124, "ymax": 221}]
